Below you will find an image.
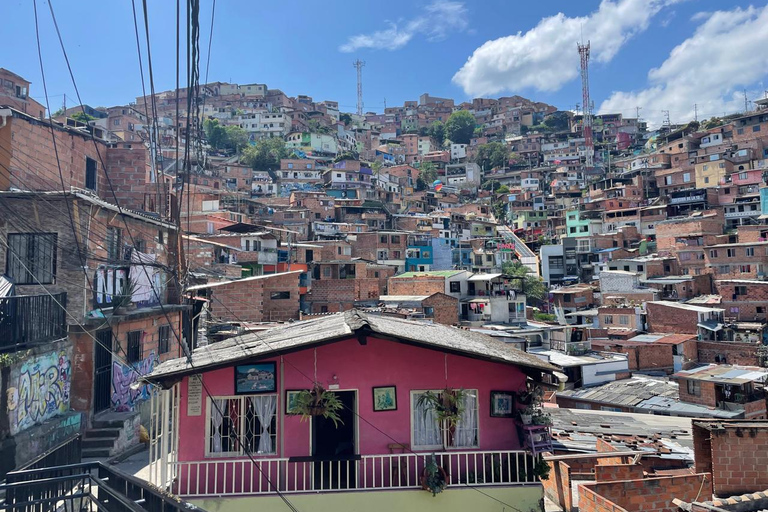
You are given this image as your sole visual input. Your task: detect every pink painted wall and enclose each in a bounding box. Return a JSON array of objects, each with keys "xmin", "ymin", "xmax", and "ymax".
[{"xmin": 176, "ymin": 335, "xmax": 528, "ymax": 463}]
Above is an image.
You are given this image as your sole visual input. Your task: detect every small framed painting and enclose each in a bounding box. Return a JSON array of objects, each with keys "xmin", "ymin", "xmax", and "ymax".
[
  {"xmin": 285, "ymin": 390, "xmax": 303, "ymax": 415},
  {"xmin": 234, "ymin": 362, "xmax": 277, "ymax": 394},
  {"xmin": 372, "ymin": 386, "xmax": 397, "ymax": 412},
  {"xmin": 490, "ymin": 391, "xmax": 515, "ymax": 418}
]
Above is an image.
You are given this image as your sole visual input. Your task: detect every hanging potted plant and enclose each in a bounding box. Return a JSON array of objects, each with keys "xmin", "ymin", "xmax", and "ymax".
[
  {"xmin": 532, "ymin": 409, "xmax": 553, "ymax": 427},
  {"xmin": 293, "ymin": 384, "xmax": 344, "ymax": 427},
  {"xmin": 421, "ymin": 453, "xmax": 448, "ymax": 496},
  {"xmin": 416, "ymin": 388, "xmax": 469, "ymax": 446}
]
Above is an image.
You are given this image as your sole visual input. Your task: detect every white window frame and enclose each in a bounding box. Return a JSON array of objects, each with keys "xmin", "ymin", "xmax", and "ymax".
[
  {"xmin": 204, "ymin": 395, "xmax": 278, "ymax": 458},
  {"xmin": 410, "ymin": 389, "xmax": 479, "ymax": 451}
]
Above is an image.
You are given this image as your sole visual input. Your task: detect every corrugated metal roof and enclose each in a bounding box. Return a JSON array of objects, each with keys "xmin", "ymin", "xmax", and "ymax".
[{"xmin": 145, "ymin": 310, "xmax": 558, "ymax": 385}]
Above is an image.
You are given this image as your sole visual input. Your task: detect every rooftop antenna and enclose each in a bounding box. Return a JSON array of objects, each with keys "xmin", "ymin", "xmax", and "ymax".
[
  {"xmin": 577, "ymin": 39, "xmax": 594, "ymax": 169},
  {"xmin": 353, "ymin": 59, "xmax": 365, "ymax": 116}
]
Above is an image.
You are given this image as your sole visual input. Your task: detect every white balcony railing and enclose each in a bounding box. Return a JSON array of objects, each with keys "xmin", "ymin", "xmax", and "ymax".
[{"xmin": 172, "ymin": 450, "xmax": 536, "ymax": 498}]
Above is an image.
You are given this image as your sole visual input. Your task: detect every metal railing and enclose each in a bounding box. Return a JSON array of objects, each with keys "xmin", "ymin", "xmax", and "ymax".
[
  {"xmin": 0, "ymin": 293, "xmax": 67, "ymax": 351},
  {"xmin": 172, "ymin": 450, "xmax": 536, "ymax": 498},
  {"xmin": 2, "ymin": 461, "xmax": 199, "ymax": 512},
  {"xmin": 16, "ymin": 434, "xmax": 82, "ymax": 475}
]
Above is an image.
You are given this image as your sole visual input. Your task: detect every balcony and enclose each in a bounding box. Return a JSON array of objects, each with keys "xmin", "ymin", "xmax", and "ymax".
[
  {"xmin": 724, "ymin": 208, "xmax": 760, "ymax": 219},
  {"xmin": 669, "ymin": 191, "xmax": 706, "ymax": 204},
  {"xmin": 0, "ymin": 292, "xmax": 68, "ymax": 351},
  {"xmin": 172, "ymin": 450, "xmax": 538, "ymax": 498}
]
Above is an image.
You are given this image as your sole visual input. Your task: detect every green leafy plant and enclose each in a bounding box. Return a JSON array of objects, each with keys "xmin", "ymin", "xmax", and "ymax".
[
  {"xmin": 533, "ymin": 455, "xmax": 551, "ymax": 480},
  {"xmin": 532, "ymin": 410, "xmax": 553, "ymax": 426},
  {"xmin": 416, "ymin": 388, "xmax": 469, "ymax": 428},
  {"xmin": 421, "ymin": 453, "xmax": 448, "ymax": 496},
  {"xmin": 293, "ymin": 384, "xmax": 344, "ymax": 427},
  {"xmin": 112, "ymin": 277, "xmax": 136, "ymax": 311}
]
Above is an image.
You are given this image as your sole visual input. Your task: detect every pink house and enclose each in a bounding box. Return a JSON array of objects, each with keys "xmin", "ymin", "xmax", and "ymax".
[{"xmin": 145, "ymin": 310, "xmax": 556, "ymax": 511}]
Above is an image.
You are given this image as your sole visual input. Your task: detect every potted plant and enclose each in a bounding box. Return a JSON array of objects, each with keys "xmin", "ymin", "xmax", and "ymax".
[
  {"xmin": 532, "ymin": 455, "xmax": 551, "ymax": 481},
  {"xmin": 421, "ymin": 453, "xmax": 448, "ymax": 496},
  {"xmin": 112, "ymin": 277, "xmax": 136, "ymax": 314},
  {"xmin": 293, "ymin": 384, "xmax": 344, "ymax": 427},
  {"xmin": 532, "ymin": 410, "xmax": 553, "ymax": 427},
  {"xmin": 416, "ymin": 388, "xmax": 469, "ymax": 446},
  {"xmin": 519, "ymin": 404, "xmax": 535, "ymax": 425}
]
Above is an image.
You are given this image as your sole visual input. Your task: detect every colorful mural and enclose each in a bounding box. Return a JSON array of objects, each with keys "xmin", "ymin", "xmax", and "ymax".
[
  {"xmin": 111, "ymin": 352, "xmax": 157, "ymax": 411},
  {"xmin": 7, "ymin": 350, "xmax": 71, "ymax": 435}
]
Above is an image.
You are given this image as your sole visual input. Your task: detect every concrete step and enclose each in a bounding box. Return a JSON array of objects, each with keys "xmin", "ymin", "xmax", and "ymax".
[
  {"xmin": 92, "ymin": 419, "xmax": 128, "ymax": 429},
  {"xmin": 82, "ymin": 437, "xmax": 116, "ymax": 449},
  {"xmin": 84, "ymin": 428, "xmax": 122, "ymax": 439},
  {"xmin": 82, "ymin": 447, "xmax": 112, "ymax": 458}
]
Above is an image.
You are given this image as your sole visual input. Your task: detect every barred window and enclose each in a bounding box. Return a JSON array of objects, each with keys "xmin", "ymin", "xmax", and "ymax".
[
  {"xmin": 6, "ymin": 233, "xmax": 57, "ymax": 284},
  {"xmin": 106, "ymin": 227, "xmax": 123, "ymax": 261},
  {"xmin": 158, "ymin": 325, "xmax": 171, "ymax": 354},
  {"xmin": 127, "ymin": 330, "xmax": 143, "ymax": 363},
  {"xmin": 207, "ymin": 396, "xmax": 277, "ymax": 456}
]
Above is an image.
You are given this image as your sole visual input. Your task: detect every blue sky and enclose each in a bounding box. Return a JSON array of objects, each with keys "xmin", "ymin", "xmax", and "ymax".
[{"xmin": 4, "ymin": 0, "xmax": 768, "ymax": 126}]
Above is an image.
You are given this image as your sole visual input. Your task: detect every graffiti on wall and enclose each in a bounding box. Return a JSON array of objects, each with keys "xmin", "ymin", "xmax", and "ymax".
[
  {"xmin": 7, "ymin": 351, "xmax": 71, "ymax": 435},
  {"xmin": 111, "ymin": 353, "xmax": 157, "ymax": 412}
]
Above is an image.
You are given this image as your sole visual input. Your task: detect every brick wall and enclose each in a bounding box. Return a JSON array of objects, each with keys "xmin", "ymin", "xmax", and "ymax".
[
  {"xmin": 715, "ymin": 281, "xmax": 768, "ymax": 322},
  {"xmin": 646, "ymin": 302, "xmax": 700, "ymax": 334},
  {"xmin": 591, "ymin": 341, "xmax": 673, "ymax": 373},
  {"xmin": 676, "ymin": 378, "xmax": 716, "ymax": 407},
  {"xmin": 104, "ymin": 146, "xmax": 151, "ymax": 212},
  {"xmin": 208, "ymin": 272, "xmax": 299, "ymax": 322},
  {"xmin": 695, "ymin": 422, "xmax": 768, "ymax": 496},
  {"xmin": 595, "ymin": 463, "xmax": 645, "ymax": 482},
  {"xmin": 388, "ymin": 275, "xmax": 445, "ymax": 296},
  {"xmin": 697, "ymin": 340, "xmax": 759, "ymax": 366},
  {"xmin": 579, "ymin": 473, "xmax": 711, "ymax": 512},
  {"xmin": 422, "ymin": 293, "xmax": 459, "ymax": 325},
  {"xmin": 308, "ymin": 278, "xmax": 380, "ymax": 313}
]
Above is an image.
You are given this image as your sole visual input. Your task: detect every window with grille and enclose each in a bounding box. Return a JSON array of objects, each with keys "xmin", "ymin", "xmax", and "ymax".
[
  {"xmin": 158, "ymin": 325, "xmax": 171, "ymax": 354},
  {"xmin": 86, "ymin": 157, "xmax": 97, "ymax": 191},
  {"xmin": 106, "ymin": 227, "xmax": 123, "ymax": 261},
  {"xmin": 127, "ymin": 330, "xmax": 143, "ymax": 363},
  {"xmin": 207, "ymin": 396, "xmax": 277, "ymax": 456},
  {"xmin": 6, "ymin": 233, "xmax": 57, "ymax": 284},
  {"xmin": 411, "ymin": 390, "xmax": 478, "ymax": 450}
]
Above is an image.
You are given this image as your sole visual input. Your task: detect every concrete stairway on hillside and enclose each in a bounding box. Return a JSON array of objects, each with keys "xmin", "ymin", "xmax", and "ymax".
[{"xmin": 82, "ymin": 411, "xmax": 141, "ymax": 459}]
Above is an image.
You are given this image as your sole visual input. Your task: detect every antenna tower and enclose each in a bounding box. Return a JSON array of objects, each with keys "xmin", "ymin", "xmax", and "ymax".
[
  {"xmin": 578, "ymin": 41, "xmax": 594, "ymax": 169},
  {"xmin": 353, "ymin": 60, "xmax": 365, "ymax": 116}
]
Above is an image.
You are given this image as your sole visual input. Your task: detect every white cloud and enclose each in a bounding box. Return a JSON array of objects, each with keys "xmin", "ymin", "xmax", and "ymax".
[
  {"xmin": 452, "ymin": 0, "xmax": 673, "ymax": 97},
  {"xmin": 339, "ymin": 1, "xmax": 468, "ymax": 53},
  {"xmin": 599, "ymin": 5, "xmax": 768, "ymax": 128}
]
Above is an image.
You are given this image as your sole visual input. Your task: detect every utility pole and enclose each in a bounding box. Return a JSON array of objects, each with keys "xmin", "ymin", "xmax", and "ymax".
[
  {"xmin": 694, "ymin": 104, "xmax": 698, "ymax": 122},
  {"xmin": 383, "ymin": 97, "xmax": 386, "ymax": 110},
  {"xmin": 635, "ymin": 106, "xmax": 642, "ymax": 120},
  {"xmin": 353, "ymin": 59, "xmax": 365, "ymax": 116},
  {"xmin": 744, "ymin": 89, "xmax": 749, "ymax": 112},
  {"xmin": 662, "ymin": 110, "xmax": 670, "ymax": 128}
]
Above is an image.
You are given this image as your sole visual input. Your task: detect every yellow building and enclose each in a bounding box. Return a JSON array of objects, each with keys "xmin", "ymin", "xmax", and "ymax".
[{"xmin": 695, "ymin": 159, "xmax": 733, "ymax": 189}]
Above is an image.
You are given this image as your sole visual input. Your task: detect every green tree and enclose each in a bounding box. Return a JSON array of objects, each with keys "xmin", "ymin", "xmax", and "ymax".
[
  {"xmin": 224, "ymin": 125, "xmax": 249, "ymax": 152},
  {"xmin": 340, "ymin": 113, "xmax": 352, "ymax": 126},
  {"xmin": 473, "ymin": 127, "xmax": 484, "ymax": 138},
  {"xmin": 445, "ymin": 110, "xmax": 476, "ymax": 145},
  {"xmin": 702, "ymin": 117, "xmax": 722, "ymax": 130},
  {"xmin": 71, "ymin": 111, "xmax": 95, "ymax": 124},
  {"xmin": 542, "ymin": 111, "xmax": 571, "ymax": 132},
  {"xmin": 416, "ymin": 161, "xmax": 438, "ymax": 191},
  {"xmin": 428, "ymin": 121, "xmax": 446, "ymax": 147},
  {"xmin": 474, "ymin": 142, "xmax": 510, "ymax": 170},
  {"xmin": 496, "ymin": 184, "xmax": 510, "ymax": 194},
  {"xmin": 204, "ymin": 118, "xmax": 228, "ymax": 149},
  {"xmin": 241, "ymin": 137, "xmax": 289, "ymax": 170},
  {"xmin": 502, "ymin": 260, "xmax": 547, "ymax": 305}
]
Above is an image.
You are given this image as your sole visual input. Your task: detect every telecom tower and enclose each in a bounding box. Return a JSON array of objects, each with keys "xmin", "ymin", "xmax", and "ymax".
[
  {"xmin": 353, "ymin": 60, "xmax": 365, "ymax": 116},
  {"xmin": 578, "ymin": 41, "xmax": 594, "ymax": 169}
]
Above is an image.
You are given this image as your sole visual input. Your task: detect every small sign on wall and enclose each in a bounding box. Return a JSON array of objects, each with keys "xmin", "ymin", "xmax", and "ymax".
[{"xmin": 187, "ymin": 375, "xmax": 203, "ymax": 416}]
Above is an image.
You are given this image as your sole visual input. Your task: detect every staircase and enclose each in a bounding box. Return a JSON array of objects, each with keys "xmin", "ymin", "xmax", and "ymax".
[{"xmin": 82, "ymin": 411, "xmax": 141, "ymax": 459}]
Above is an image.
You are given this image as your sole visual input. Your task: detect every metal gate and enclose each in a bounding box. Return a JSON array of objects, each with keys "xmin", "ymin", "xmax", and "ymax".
[{"xmin": 93, "ymin": 329, "xmax": 113, "ymax": 413}]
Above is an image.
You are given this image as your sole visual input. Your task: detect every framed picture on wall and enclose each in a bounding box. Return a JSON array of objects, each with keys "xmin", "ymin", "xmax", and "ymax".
[
  {"xmin": 490, "ymin": 391, "xmax": 515, "ymax": 418},
  {"xmin": 285, "ymin": 390, "xmax": 303, "ymax": 414},
  {"xmin": 372, "ymin": 386, "xmax": 397, "ymax": 411},
  {"xmin": 234, "ymin": 362, "xmax": 277, "ymax": 394}
]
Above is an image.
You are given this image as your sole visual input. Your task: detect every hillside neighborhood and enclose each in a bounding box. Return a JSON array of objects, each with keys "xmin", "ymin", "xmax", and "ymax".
[{"xmin": 2, "ymin": 4, "xmax": 768, "ymax": 511}]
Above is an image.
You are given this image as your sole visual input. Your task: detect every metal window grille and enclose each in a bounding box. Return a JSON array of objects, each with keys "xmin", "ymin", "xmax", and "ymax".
[
  {"xmin": 127, "ymin": 330, "xmax": 143, "ymax": 363},
  {"xmin": 6, "ymin": 233, "xmax": 57, "ymax": 284},
  {"xmin": 158, "ymin": 325, "xmax": 170, "ymax": 354}
]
